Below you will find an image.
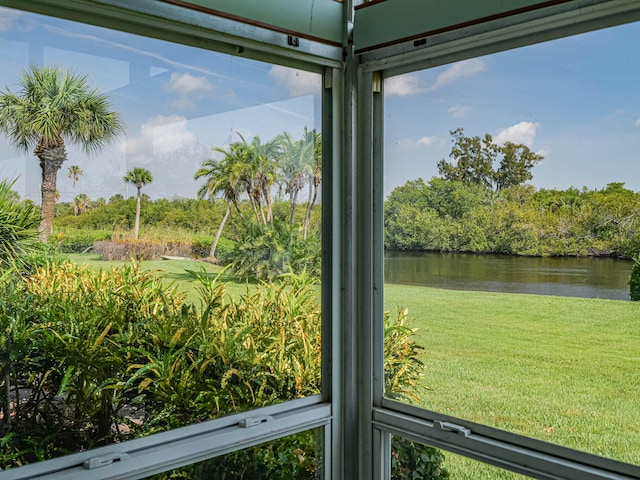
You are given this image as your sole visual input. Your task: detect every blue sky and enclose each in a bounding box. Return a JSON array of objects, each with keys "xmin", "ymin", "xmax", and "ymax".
[
  {"xmin": 384, "ymin": 20, "xmax": 640, "ymax": 196},
  {"xmin": 0, "ymin": 6, "xmax": 638, "ymax": 203},
  {"xmin": 0, "ymin": 6, "xmax": 321, "ymax": 202}
]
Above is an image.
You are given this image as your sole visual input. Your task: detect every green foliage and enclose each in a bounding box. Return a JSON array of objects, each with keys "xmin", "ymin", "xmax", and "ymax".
[
  {"xmin": 0, "ymin": 179, "xmax": 41, "ymax": 269},
  {"xmin": 437, "ymin": 128, "xmax": 543, "ymax": 192},
  {"xmin": 630, "ymin": 256, "xmax": 640, "ymax": 301},
  {"xmin": 385, "ymin": 178, "xmax": 640, "ymax": 259},
  {"xmin": 0, "ymin": 65, "xmax": 124, "ymax": 238},
  {"xmin": 0, "ymin": 259, "xmax": 444, "ymax": 477},
  {"xmin": 48, "ymin": 228, "xmax": 112, "ymax": 253},
  {"xmin": 392, "ymin": 436, "xmax": 449, "ymax": 480},
  {"xmin": 230, "ymin": 222, "xmax": 321, "ymax": 281}
]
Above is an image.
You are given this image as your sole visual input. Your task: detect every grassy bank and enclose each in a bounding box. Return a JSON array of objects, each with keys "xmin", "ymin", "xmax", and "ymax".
[{"xmin": 385, "ymin": 283, "xmax": 640, "ymax": 478}]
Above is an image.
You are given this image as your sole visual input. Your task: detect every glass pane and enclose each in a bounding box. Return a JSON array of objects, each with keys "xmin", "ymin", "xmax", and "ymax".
[
  {"xmin": 146, "ymin": 429, "xmax": 322, "ymax": 480},
  {"xmin": 391, "ymin": 436, "xmax": 532, "ymax": 480},
  {"xmin": 0, "ymin": 4, "xmax": 322, "ymax": 467},
  {"xmin": 383, "ymin": 21, "xmax": 640, "ymax": 466}
]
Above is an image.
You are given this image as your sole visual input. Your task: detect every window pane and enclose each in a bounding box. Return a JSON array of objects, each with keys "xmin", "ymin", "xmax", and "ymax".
[
  {"xmin": 145, "ymin": 429, "xmax": 322, "ymax": 480},
  {"xmin": 0, "ymin": 4, "xmax": 322, "ymax": 467},
  {"xmin": 383, "ymin": 21, "xmax": 640, "ymax": 465},
  {"xmin": 391, "ymin": 436, "xmax": 532, "ymax": 480}
]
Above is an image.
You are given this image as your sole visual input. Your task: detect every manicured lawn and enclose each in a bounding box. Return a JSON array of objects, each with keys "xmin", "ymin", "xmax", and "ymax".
[
  {"xmin": 66, "ymin": 253, "xmax": 254, "ymax": 302},
  {"xmin": 385, "ymin": 284, "xmax": 640, "ymax": 478},
  {"xmin": 65, "ymin": 254, "xmax": 639, "ymax": 478}
]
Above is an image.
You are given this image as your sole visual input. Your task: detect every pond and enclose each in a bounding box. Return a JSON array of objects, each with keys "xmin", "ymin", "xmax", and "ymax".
[{"xmin": 384, "ymin": 251, "xmax": 634, "ymax": 300}]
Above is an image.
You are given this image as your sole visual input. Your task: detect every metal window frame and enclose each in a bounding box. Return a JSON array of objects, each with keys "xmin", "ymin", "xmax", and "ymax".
[
  {"xmin": 3, "ymin": 1, "xmax": 640, "ymax": 479},
  {"xmin": 0, "ymin": 1, "xmax": 343, "ymax": 479},
  {"xmin": 357, "ymin": 1, "xmax": 640, "ymax": 479}
]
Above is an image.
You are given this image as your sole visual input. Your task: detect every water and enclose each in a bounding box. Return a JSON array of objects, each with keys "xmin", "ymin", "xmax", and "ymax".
[{"xmin": 384, "ymin": 251, "xmax": 634, "ymax": 300}]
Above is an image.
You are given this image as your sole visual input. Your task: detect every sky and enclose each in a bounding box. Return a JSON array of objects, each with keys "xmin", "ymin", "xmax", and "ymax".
[
  {"xmin": 384, "ymin": 21, "xmax": 640, "ymax": 196},
  {"xmin": 0, "ymin": 6, "xmax": 638, "ymax": 203}
]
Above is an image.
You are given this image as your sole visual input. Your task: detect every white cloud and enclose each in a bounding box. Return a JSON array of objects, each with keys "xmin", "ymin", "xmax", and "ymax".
[
  {"xmin": 385, "ymin": 74, "xmax": 421, "ymax": 97},
  {"xmin": 167, "ymin": 72, "xmax": 212, "ymax": 94},
  {"xmin": 0, "ymin": 9, "xmax": 20, "ymax": 31},
  {"xmin": 386, "ymin": 60, "xmax": 484, "ymax": 97},
  {"xmin": 416, "ymin": 136, "xmax": 440, "ymax": 146},
  {"xmin": 268, "ymin": 66, "xmax": 321, "ymax": 97},
  {"xmin": 395, "ymin": 135, "xmax": 444, "ymax": 152},
  {"xmin": 494, "ymin": 121, "xmax": 540, "ymax": 147},
  {"xmin": 635, "ymin": 118, "xmax": 640, "ymax": 127},
  {"xmin": 126, "ymin": 115, "xmax": 197, "ymax": 164},
  {"xmin": 448, "ymin": 105, "xmax": 471, "ymax": 118},
  {"xmin": 166, "ymin": 72, "xmax": 214, "ymax": 110},
  {"xmin": 428, "ymin": 59, "xmax": 485, "ymax": 92}
]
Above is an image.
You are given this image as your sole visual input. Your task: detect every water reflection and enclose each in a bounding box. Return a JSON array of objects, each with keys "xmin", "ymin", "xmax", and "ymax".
[{"xmin": 384, "ymin": 251, "xmax": 632, "ymax": 300}]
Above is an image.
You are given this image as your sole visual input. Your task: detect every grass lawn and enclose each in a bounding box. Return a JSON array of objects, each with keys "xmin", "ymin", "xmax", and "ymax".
[
  {"xmin": 385, "ymin": 284, "xmax": 640, "ymax": 478},
  {"xmin": 65, "ymin": 254, "xmax": 639, "ymax": 478},
  {"xmin": 66, "ymin": 253, "xmax": 255, "ymax": 302}
]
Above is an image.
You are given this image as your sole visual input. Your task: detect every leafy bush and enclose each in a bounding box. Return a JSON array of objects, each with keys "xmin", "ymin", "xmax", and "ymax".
[
  {"xmin": 48, "ymin": 228, "xmax": 112, "ymax": 253},
  {"xmin": 0, "ymin": 179, "xmax": 40, "ymax": 269},
  {"xmin": 1, "ymin": 261, "xmax": 444, "ymax": 477},
  {"xmin": 230, "ymin": 222, "xmax": 321, "ymax": 281},
  {"xmin": 630, "ymin": 256, "xmax": 640, "ymax": 301}
]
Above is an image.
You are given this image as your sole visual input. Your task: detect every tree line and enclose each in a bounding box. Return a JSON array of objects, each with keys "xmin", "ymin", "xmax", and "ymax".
[{"xmin": 385, "ymin": 178, "xmax": 640, "ymax": 258}]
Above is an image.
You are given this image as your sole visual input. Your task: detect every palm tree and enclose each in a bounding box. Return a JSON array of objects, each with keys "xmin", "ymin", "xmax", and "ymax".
[
  {"xmin": 303, "ymin": 129, "xmax": 321, "ymax": 239},
  {"xmin": 123, "ymin": 167, "xmax": 153, "ymax": 240},
  {"xmin": 195, "ymin": 156, "xmax": 241, "ymax": 260},
  {"xmin": 278, "ymin": 131, "xmax": 311, "ymax": 227},
  {"xmin": 0, "ymin": 65, "xmax": 124, "ymax": 240},
  {"xmin": 67, "ymin": 165, "xmax": 84, "ymax": 194},
  {"xmin": 234, "ymin": 133, "xmax": 280, "ymax": 226},
  {"xmin": 71, "ymin": 193, "xmax": 91, "ymax": 216}
]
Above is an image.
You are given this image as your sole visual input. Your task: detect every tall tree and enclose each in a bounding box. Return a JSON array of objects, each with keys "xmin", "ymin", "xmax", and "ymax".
[
  {"xmin": 278, "ymin": 131, "xmax": 312, "ymax": 227},
  {"xmin": 437, "ymin": 128, "xmax": 497, "ymax": 190},
  {"xmin": 123, "ymin": 167, "xmax": 153, "ymax": 240},
  {"xmin": 71, "ymin": 193, "xmax": 91, "ymax": 216},
  {"xmin": 67, "ymin": 165, "xmax": 83, "ymax": 194},
  {"xmin": 195, "ymin": 156, "xmax": 241, "ymax": 260},
  {"xmin": 302, "ymin": 129, "xmax": 321, "ymax": 240},
  {"xmin": 0, "ymin": 65, "xmax": 124, "ymax": 239},
  {"xmin": 438, "ymin": 128, "xmax": 543, "ymax": 192},
  {"xmin": 239, "ymin": 133, "xmax": 281, "ymax": 226}
]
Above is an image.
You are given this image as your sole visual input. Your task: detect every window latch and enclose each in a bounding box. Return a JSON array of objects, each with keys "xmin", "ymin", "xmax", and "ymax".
[
  {"xmin": 239, "ymin": 415, "xmax": 273, "ymax": 428},
  {"xmin": 434, "ymin": 420, "xmax": 471, "ymax": 437},
  {"xmin": 83, "ymin": 452, "xmax": 129, "ymax": 469}
]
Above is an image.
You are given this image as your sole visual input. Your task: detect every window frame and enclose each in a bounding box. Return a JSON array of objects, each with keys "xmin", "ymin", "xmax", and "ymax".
[
  {"xmin": 3, "ymin": 0, "xmax": 640, "ymax": 479},
  {"xmin": 357, "ymin": 1, "xmax": 640, "ymax": 478},
  {"xmin": 0, "ymin": 1, "xmax": 342, "ymax": 478}
]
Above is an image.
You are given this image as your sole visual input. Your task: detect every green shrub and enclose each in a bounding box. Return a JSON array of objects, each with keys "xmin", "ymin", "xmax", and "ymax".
[
  {"xmin": 0, "ymin": 179, "xmax": 40, "ymax": 269},
  {"xmin": 48, "ymin": 228, "xmax": 112, "ymax": 253},
  {"xmin": 630, "ymin": 256, "xmax": 640, "ymax": 301},
  {"xmin": 0, "ymin": 262, "xmax": 445, "ymax": 478},
  {"xmin": 230, "ymin": 222, "xmax": 321, "ymax": 281}
]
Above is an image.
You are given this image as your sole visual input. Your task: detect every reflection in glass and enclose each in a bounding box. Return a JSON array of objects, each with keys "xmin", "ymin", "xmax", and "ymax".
[
  {"xmin": 383, "ymin": 21, "xmax": 640, "ymax": 465},
  {"xmin": 0, "ymin": 4, "xmax": 322, "ymax": 467}
]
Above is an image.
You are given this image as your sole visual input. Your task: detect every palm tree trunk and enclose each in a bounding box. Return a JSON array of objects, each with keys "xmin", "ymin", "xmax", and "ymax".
[
  {"xmin": 38, "ymin": 145, "xmax": 67, "ymax": 241},
  {"xmin": 263, "ymin": 185, "xmax": 273, "ymax": 224},
  {"xmin": 289, "ymin": 188, "xmax": 299, "ymax": 226},
  {"xmin": 210, "ymin": 200, "xmax": 231, "ymax": 259},
  {"xmin": 303, "ymin": 181, "xmax": 319, "ymax": 240},
  {"xmin": 134, "ymin": 189, "xmax": 141, "ymax": 240}
]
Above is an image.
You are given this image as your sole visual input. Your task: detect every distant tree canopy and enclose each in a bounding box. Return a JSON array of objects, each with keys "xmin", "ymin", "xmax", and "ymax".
[
  {"xmin": 385, "ymin": 178, "xmax": 640, "ymax": 259},
  {"xmin": 437, "ymin": 128, "xmax": 543, "ymax": 191}
]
